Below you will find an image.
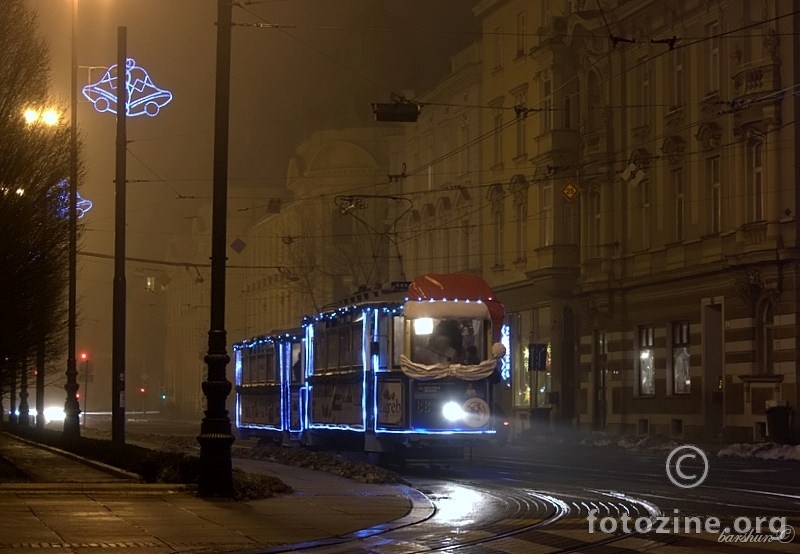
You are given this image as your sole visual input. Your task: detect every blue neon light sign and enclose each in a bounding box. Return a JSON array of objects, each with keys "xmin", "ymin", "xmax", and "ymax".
[
  {"xmin": 82, "ymin": 58, "xmax": 173, "ymax": 117},
  {"xmin": 50, "ymin": 180, "xmax": 93, "ymax": 219}
]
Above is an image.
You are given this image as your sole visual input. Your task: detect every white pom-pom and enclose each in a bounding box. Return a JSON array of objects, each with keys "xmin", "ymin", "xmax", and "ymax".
[{"xmin": 491, "ymin": 342, "xmax": 506, "ymax": 358}]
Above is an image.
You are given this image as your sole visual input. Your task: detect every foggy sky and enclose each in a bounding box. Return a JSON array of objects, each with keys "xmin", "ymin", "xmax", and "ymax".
[{"xmin": 25, "ymin": 0, "xmax": 478, "ymax": 408}]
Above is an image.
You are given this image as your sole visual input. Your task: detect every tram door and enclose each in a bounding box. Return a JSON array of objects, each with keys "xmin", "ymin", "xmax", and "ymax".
[{"xmin": 287, "ymin": 340, "xmax": 304, "ymax": 436}]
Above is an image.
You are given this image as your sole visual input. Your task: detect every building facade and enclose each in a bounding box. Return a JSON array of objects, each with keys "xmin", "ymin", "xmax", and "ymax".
[
  {"xmin": 470, "ymin": 0, "xmax": 798, "ymax": 442},
  {"xmin": 162, "ymin": 0, "xmax": 799, "ymax": 442}
]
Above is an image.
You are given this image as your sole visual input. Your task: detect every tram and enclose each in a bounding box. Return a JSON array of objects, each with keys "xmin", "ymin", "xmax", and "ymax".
[{"xmin": 233, "ymin": 273, "xmax": 505, "ymax": 461}]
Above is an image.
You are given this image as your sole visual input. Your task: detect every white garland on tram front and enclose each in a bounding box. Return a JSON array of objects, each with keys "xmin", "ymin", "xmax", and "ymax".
[{"xmin": 399, "ymin": 342, "xmax": 507, "ymax": 381}]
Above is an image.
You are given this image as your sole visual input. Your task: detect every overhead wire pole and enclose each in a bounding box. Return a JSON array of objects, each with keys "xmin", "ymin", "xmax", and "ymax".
[
  {"xmin": 112, "ymin": 27, "xmax": 128, "ymax": 444},
  {"xmin": 198, "ymin": 0, "xmax": 234, "ymax": 497},
  {"xmin": 63, "ymin": 0, "xmax": 81, "ymax": 437}
]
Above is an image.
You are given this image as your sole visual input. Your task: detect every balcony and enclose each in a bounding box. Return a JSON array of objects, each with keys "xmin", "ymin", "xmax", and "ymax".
[
  {"xmin": 738, "ymin": 221, "xmax": 768, "ymax": 246},
  {"xmin": 732, "ymin": 63, "xmax": 780, "ymax": 100},
  {"xmin": 579, "ymin": 130, "xmax": 610, "ymax": 162},
  {"xmin": 533, "ymin": 129, "xmax": 579, "ymax": 158},
  {"xmin": 526, "ymin": 244, "xmax": 580, "ymax": 297}
]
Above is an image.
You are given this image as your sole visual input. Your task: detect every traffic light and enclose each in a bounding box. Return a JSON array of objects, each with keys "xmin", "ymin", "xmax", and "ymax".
[
  {"xmin": 139, "ymin": 386, "xmax": 146, "ymax": 394},
  {"xmin": 79, "ymin": 352, "xmax": 88, "ymax": 361}
]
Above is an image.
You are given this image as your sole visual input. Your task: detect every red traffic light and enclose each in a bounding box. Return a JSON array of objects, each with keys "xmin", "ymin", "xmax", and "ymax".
[
  {"xmin": 79, "ymin": 352, "xmax": 88, "ymax": 361},
  {"xmin": 139, "ymin": 387, "xmax": 146, "ymax": 393}
]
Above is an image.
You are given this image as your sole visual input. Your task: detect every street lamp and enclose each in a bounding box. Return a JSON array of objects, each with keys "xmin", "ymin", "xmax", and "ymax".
[{"xmin": 197, "ymin": 0, "xmax": 235, "ymax": 497}]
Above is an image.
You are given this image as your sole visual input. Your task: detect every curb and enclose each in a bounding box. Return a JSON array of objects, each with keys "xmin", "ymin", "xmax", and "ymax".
[{"xmin": 255, "ymin": 484, "xmax": 435, "ymax": 553}]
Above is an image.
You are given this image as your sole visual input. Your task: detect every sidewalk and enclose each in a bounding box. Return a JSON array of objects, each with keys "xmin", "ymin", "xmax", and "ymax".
[{"xmin": 0, "ymin": 432, "xmax": 433, "ymax": 553}]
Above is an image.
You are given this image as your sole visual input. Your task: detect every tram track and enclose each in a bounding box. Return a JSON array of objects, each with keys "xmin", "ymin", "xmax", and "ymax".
[{"xmin": 260, "ymin": 476, "xmax": 667, "ymax": 553}]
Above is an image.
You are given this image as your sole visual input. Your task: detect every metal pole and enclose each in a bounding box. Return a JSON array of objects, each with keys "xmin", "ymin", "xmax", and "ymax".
[
  {"xmin": 111, "ymin": 27, "xmax": 128, "ymax": 444},
  {"xmin": 19, "ymin": 360, "xmax": 29, "ymax": 426},
  {"xmin": 82, "ymin": 358, "xmax": 89, "ymax": 428},
  {"xmin": 198, "ymin": 0, "xmax": 234, "ymax": 497},
  {"xmin": 36, "ymin": 339, "xmax": 44, "ymax": 429},
  {"xmin": 63, "ymin": 0, "xmax": 81, "ymax": 437}
]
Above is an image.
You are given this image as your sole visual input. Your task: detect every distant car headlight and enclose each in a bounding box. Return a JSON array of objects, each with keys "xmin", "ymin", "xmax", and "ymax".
[
  {"xmin": 442, "ymin": 401, "xmax": 464, "ymax": 422},
  {"xmin": 43, "ymin": 407, "xmax": 66, "ymax": 423}
]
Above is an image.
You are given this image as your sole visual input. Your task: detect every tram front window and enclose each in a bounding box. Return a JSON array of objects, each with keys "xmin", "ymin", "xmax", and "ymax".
[{"xmin": 410, "ymin": 318, "xmax": 485, "ymax": 365}]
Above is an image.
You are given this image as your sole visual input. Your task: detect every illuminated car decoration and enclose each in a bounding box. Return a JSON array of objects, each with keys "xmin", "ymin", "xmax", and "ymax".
[
  {"xmin": 82, "ymin": 58, "xmax": 173, "ymax": 117},
  {"xmin": 50, "ymin": 179, "xmax": 93, "ymax": 219}
]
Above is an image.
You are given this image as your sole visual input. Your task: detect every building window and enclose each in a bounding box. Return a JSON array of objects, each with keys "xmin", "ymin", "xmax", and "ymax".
[
  {"xmin": 461, "ymin": 219, "xmax": 470, "ymax": 268},
  {"xmin": 533, "ymin": 306, "xmax": 552, "ymax": 409},
  {"xmin": 707, "ymin": 156, "xmax": 721, "ymax": 234},
  {"xmin": 563, "ymin": 95, "xmax": 572, "ymax": 129},
  {"xmin": 427, "ymin": 226, "xmax": 436, "ymax": 271},
  {"xmin": 756, "ymin": 300, "xmax": 774, "ymax": 375},
  {"xmin": 516, "ymin": 199, "xmax": 527, "ymax": 260},
  {"xmin": 639, "ymin": 179, "xmax": 651, "ymax": 250},
  {"xmin": 541, "ymin": 184, "xmax": 553, "ymax": 246},
  {"xmin": 515, "ymin": 91, "xmax": 527, "ymax": 158},
  {"xmin": 493, "ymin": 25, "xmax": 503, "ymax": 70},
  {"xmin": 515, "ymin": 11, "xmax": 526, "ymax": 57},
  {"xmin": 706, "ymin": 22, "xmax": 720, "ymax": 94},
  {"xmin": 672, "ymin": 49, "xmax": 684, "ymax": 108},
  {"xmin": 459, "ymin": 125, "xmax": 470, "ymax": 176},
  {"xmin": 636, "ymin": 58, "xmax": 650, "ymax": 127},
  {"xmin": 541, "ymin": 79, "xmax": 552, "ymax": 133},
  {"xmin": 493, "ymin": 113, "xmax": 503, "ymax": 167},
  {"xmin": 638, "ymin": 325, "xmax": 655, "ymax": 396},
  {"xmin": 747, "ymin": 139, "xmax": 764, "ymax": 221},
  {"xmin": 672, "ymin": 321, "xmax": 690, "ymax": 394},
  {"xmin": 511, "ymin": 311, "xmax": 531, "ymax": 409},
  {"xmin": 597, "ymin": 332, "xmax": 607, "ymax": 355},
  {"xmin": 588, "ymin": 190, "xmax": 601, "ymax": 258},
  {"xmin": 490, "ymin": 185, "xmax": 504, "ymax": 267},
  {"xmin": 672, "ymin": 168, "xmax": 684, "ymax": 242}
]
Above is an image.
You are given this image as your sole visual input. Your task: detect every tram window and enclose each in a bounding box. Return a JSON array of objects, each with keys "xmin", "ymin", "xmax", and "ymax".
[
  {"xmin": 314, "ymin": 328, "xmax": 326, "ymax": 373},
  {"xmin": 255, "ymin": 345, "xmax": 267, "ymax": 382},
  {"xmin": 326, "ymin": 328, "xmax": 339, "ymax": 370},
  {"xmin": 392, "ymin": 315, "xmax": 403, "ymax": 368},
  {"xmin": 241, "ymin": 350, "xmax": 252, "ymax": 384},
  {"xmin": 351, "ymin": 323, "xmax": 363, "ymax": 370},
  {"xmin": 409, "ymin": 318, "xmax": 487, "ymax": 365},
  {"xmin": 264, "ymin": 347, "xmax": 276, "ymax": 382},
  {"xmin": 290, "ymin": 343, "xmax": 303, "ymax": 383},
  {"xmin": 339, "ymin": 325, "xmax": 352, "ymax": 369},
  {"xmin": 374, "ymin": 315, "xmax": 393, "ymax": 371}
]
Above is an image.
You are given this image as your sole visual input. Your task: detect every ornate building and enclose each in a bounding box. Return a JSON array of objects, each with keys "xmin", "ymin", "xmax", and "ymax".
[
  {"xmin": 469, "ymin": 0, "xmax": 798, "ymax": 442},
  {"xmin": 164, "ymin": 1, "xmax": 799, "ymax": 443}
]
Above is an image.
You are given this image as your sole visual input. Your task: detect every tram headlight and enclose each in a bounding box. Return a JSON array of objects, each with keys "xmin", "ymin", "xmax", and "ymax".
[{"xmin": 442, "ymin": 401, "xmax": 464, "ymax": 422}]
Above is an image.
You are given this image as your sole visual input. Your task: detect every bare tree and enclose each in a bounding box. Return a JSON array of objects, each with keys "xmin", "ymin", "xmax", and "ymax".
[{"xmin": 0, "ymin": 0, "xmax": 83, "ymax": 409}]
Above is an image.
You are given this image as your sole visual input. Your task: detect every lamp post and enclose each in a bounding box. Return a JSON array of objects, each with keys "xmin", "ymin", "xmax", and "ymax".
[
  {"xmin": 111, "ymin": 26, "xmax": 128, "ymax": 444},
  {"xmin": 197, "ymin": 0, "xmax": 234, "ymax": 497},
  {"xmin": 63, "ymin": 0, "xmax": 81, "ymax": 437}
]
